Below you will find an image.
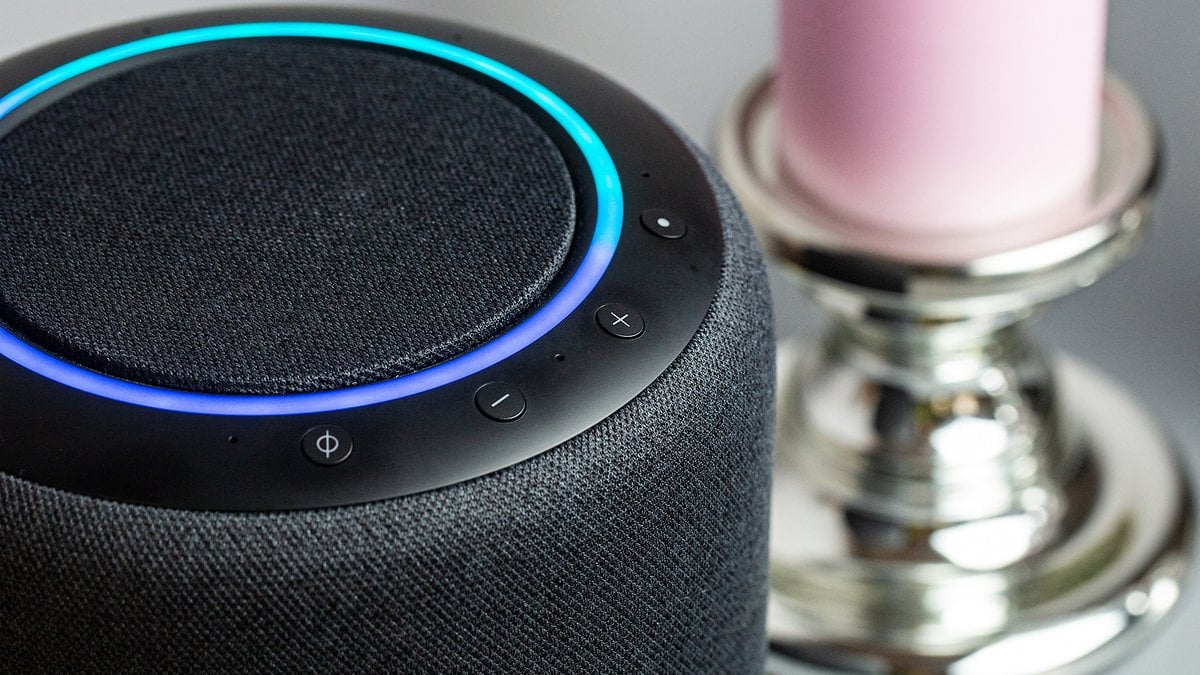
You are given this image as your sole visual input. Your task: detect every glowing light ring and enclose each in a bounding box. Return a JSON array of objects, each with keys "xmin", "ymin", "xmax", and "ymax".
[{"xmin": 0, "ymin": 22, "xmax": 623, "ymax": 415}]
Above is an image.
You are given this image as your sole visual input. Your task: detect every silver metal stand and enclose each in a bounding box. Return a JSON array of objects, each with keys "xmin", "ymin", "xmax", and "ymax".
[{"xmin": 716, "ymin": 72, "xmax": 1194, "ymax": 674}]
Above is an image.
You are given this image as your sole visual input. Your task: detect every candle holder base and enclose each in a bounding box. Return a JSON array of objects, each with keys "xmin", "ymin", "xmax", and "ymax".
[
  {"xmin": 716, "ymin": 71, "xmax": 1195, "ymax": 674},
  {"xmin": 768, "ymin": 345, "xmax": 1192, "ymax": 675}
]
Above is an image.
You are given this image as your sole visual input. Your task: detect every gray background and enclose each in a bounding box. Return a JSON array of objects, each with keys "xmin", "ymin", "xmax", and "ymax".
[{"xmin": 1, "ymin": 1, "xmax": 1196, "ymax": 672}]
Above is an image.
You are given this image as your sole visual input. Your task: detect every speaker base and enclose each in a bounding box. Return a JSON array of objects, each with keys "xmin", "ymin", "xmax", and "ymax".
[{"xmin": 767, "ymin": 344, "xmax": 1194, "ymax": 674}]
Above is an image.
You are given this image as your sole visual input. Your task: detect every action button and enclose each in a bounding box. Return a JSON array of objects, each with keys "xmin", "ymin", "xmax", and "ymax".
[
  {"xmin": 596, "ymin": 303, "xmax": 645, "ymax": 339},
  {"xmin": 475, "ymin": 382, "xmax": 527, "ymax": 422},
  {"xmin": 640, "ymin": 208, "xmax": 687, "ymax": 239},
  {"xmin": 302, "ymin": 425, "xmax": 353, "ymax": 466}
]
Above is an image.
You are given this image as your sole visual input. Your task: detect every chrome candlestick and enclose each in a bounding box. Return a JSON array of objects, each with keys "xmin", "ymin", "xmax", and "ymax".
[{"xmin": 717, "ymin": 72, "xmax": 1193, "ymax": 673}]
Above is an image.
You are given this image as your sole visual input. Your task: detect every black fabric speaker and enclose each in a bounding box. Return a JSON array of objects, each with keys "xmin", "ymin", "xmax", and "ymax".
[{"xmin": 0, "ymin": 8, "xmax": 773, "ymax": 673}]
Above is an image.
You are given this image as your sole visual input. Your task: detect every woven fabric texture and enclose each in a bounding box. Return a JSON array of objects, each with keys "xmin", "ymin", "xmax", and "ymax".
[
  {"xmin": 0, "ymin": 127, "xmax": 772, "ymax": 672},
  {"xmin": 0, "ymin": 42, "xmax": 575, "ymax": 394}
]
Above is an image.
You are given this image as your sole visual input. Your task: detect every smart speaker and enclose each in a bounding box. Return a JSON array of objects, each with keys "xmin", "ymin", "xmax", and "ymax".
[{"xmin": 0, "ymin": 8, "xmax": 772, "ymax": 672}]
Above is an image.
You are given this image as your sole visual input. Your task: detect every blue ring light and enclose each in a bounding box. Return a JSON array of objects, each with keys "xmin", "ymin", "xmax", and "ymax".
[{"xmin": 0, "ymin": 22, "xmax": 623, "ymax": 416}]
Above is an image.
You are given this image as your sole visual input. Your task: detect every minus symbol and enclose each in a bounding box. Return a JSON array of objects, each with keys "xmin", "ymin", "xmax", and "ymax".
[{"xmin": 490, "ymin": 393, "xmax": 511, "ymax": 408}]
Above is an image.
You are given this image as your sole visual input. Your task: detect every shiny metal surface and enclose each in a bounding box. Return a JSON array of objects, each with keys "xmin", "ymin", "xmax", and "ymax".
[
  {"xmin": 769, "ymin": 348, "xmax": 1192, "ymax": 674},
  {"xmin": 718, "ymin": 71, "xmax": 1195, "ymax": 673},
  {"xmin": 715, "ymin": 72, "xmax": 1157, "ymax": 312}
]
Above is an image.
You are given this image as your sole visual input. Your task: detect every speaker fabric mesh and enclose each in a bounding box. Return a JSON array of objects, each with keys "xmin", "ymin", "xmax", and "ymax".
[
  {"xmin": 0, "ymin": 42, "xmax": 575, "ymax": 395},
  {"xmin": 0, "ymin": 149, "xmax": 773, "ymax": 673}
]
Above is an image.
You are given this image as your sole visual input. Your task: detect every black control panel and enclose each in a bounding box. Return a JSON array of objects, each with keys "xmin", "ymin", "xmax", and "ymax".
[{"xmin": 0, "ymin": 8, "xmax": 725, "ymax": 511}]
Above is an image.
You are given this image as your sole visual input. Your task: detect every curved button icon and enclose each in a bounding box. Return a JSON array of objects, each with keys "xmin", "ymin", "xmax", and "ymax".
[
  {"xmin": 302, "ymin": 425, "xmax": 353, "ymax": 466},
  {"xmin": 316, "ymin": 431, "xmax": 340, "ymax": 458}
]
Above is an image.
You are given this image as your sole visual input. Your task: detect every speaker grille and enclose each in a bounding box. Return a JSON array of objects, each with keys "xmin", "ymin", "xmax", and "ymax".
[
  {"xmin": 0, "ymin": 41, "xmax": 576, "ymax": 394},
  {"xmin": 0, "ymin": 142, "xmax": 773, "ymax": 673}
]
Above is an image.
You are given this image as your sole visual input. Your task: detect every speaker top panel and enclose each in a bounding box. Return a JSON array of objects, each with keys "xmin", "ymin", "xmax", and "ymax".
[
  {"xmin": 0, "ymin": 10, "xmax": 726, "ymax": 511},
  {"xmin": 0, "ymin": 40, "xmax": 578, "ymax": 395}
]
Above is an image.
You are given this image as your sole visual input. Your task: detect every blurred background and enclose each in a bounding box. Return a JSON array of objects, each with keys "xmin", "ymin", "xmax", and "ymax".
[{"xmin": 2, "ymin": 2, "xmax": 1196, "ymax": 672}]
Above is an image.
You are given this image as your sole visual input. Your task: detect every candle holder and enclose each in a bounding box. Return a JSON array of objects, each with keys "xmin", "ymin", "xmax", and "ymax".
[{"xmin": 716, "ymin": 72, "xmax": 1193, "ymax": 673}]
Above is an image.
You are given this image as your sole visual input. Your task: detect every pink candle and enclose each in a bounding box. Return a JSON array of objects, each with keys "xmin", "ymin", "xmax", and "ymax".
[{"xmin": 778, "ymin": 0, "xmax": 1107, "ymax": 254}]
